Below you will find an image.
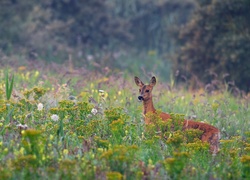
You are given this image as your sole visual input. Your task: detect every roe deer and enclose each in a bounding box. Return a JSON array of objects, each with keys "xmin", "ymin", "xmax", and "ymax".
[{"xmin": 135, "ymin": 76, "xmax": 220, "ymax": 154}]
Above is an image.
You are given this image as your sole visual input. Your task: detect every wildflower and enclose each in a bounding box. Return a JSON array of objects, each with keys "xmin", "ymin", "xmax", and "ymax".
[
  {"xmin": 87, "ymin": 114, "xmax": 92, "ymax": 118},
  {"xmin": 87, "ymin": 54, "xmax": 94, "ymax": 61},
  {"xmin": 3, "ymin": 148, "xmax": 8, "ymax": 153},
  {"xmin": 106, "ymin": 172, "xmax": 123, "ymax": 180},
  {"xmin": 17, "ymin": 123, "xmax": 28, "ymax": 130},
  {"xmin": 22, "ymin": 129, "xmax": 41, "ymax": 137},
  {"xmin": 97, "ymin": 148, "xmax": 104, "ymax": 153},
  {"xmin": 51, "ymin": 114, "xmax": 59, "ymax": 122},
  {"xmin": 141, "ymin": 132, "xmax": 145, "ymax": 139},
  {"xmin": 37, "ymin": 103, "xmax": 44, "ymax": 111},
  {"xmin": 63, "ymin": 149, "xmax": 69, "ymax": 156},
  {"xmin": 18, "ymin": 66, "xmax": 26, "ymax": 71},
  {"xmin": 91, "ymin": 108, "xmax": 98, "ymax": 115},
  {"xmin": 99, "ymin": 90, "xmax": 104, "ymax": 93},
  {"xmin": 241, "ymin": 155, "xmax": 250, "ymax": 163},
  {"xmin": 125, "ymin": 130, "xmax": 128, "ymax": 135},
  {"xmin": 34, "ymin": 71, "xmax": 40, "ymax": 77},
  {"xmin": 20, "ymin": 147, "xmax": 25, "ymax": 155}
]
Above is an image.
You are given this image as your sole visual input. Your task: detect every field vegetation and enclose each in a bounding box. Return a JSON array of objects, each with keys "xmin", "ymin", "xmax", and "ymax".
[
  {"xmin": 0, "ymin": 65, "xmax": 250, "ymax": 179},
  {"xmin": 0, "ymin": 0, "xmax": 250, "ymax": 179}
]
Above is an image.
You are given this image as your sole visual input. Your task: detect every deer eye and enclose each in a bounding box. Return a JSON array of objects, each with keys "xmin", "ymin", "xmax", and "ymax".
[
  {"xmin": 139, "ymin": 89, "xmax": 141, "ymax": 92},
  {"xmin": 145, "ymin": 90, "xmax": 150, "ymax": 93}
]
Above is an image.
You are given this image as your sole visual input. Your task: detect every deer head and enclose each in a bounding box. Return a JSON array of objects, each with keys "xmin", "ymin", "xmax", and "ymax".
[{"xmin": 134, "ymin": 76, "xmax": 156, "ymax": 102}]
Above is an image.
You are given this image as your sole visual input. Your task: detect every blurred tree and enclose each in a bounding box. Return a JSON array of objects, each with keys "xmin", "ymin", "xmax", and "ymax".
[
  {"xmin": 0, "ymin": 0, "xmax": 196, "ymax": 80},
  {"xmin": 0, "ymin": 0, "xmax": 195, "ymax": 55},
  {"xmin": 0, "ymin": 0, "xmax": 132, "ymax": 62},
  {"xmin": 46, "ymin": 0, "xmax": 132, "ymax": 48},
  {"xmin": 173, "ymin": 0, "xmax": 250, "ymax": 92},
  {"xmin": 110, "ymin": 0, "xmax": 195, "ymax": 52},
  {"xmin": 0, "ymin": 0, "xmax": 34, "ymax": 53}
]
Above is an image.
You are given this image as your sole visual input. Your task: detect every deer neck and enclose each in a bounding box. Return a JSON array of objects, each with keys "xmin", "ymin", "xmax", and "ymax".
[{"xmin": 143, "ymin": 97, "xmax": 156, "ymax": 115}]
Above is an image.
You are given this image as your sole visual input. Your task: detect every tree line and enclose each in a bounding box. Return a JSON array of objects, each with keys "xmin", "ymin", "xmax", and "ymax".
[{"xmin": 0, "ymin": 0, "xmax": 249, "ymax": 92}]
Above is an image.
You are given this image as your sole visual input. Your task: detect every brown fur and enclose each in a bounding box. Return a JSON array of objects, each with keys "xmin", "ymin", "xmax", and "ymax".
[{"xmin": 135, "ymin": 76, "xmax": 220, "ymax": 154}]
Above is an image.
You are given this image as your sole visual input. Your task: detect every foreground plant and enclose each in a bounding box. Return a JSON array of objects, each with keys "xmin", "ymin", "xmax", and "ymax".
[
  {"xmin": 0, "ymin": 69, "xmax": 250, "ymax": 179},
  {"xmin": 5, "ymin": 69, "xmax": 14, "ymax": 101}
]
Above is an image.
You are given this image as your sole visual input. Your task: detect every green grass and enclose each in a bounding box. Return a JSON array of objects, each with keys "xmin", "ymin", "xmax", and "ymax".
[{"xmin": 0, "ymin": 67, "xmax": 250, "ymax": 179}]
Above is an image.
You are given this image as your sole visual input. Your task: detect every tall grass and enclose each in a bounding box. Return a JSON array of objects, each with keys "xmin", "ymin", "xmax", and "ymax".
[
  {"xmin": 0, "ymin": 67, "xmax": 249, "ymax": 179},
  {"xmin": 4, "ymin": 69, "xmax": 14, "ymax": 101}
]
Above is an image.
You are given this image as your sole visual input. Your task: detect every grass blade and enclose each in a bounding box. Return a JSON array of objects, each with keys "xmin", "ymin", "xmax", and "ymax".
[
  {"xmin": 4, "ymin": 69, "xmax": 14, "ymax": 100},
  {"xmin": 8, "ymin": 74, "xmax": 14, "ymax": 100}
]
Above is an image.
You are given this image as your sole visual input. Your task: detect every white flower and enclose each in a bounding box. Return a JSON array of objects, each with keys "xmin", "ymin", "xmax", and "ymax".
[
  {"xmin": 87, "ymin": 54, "xmax": 94, "ymax": 61},
  {"xmin": 17, "ymin": 123, "xmax": 28, "ymax": 130},
  {"xmin": 51, "ymin": 114, "xmax": 59, "ymax": 121},
  {"xmin": 37, "ymin": 103, "xmax": 44, "ymax": 111},
  {"xmin": 87, "ymin": 114, "xmax": 92, "ymax": 118},
  {"xmin": 91, "ymin": 108, "xmax": 98, "ymax": 115}
]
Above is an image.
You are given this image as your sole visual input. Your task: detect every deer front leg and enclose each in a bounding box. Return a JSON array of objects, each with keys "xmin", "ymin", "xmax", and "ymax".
[{"xmin": 201, "ymin": 131, "xmax": 220, "ymax": 154}]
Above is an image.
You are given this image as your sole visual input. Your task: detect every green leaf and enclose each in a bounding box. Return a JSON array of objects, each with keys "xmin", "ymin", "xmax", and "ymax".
[{"xmin": 4, "ymin": 69, "xmax": 14, "ymax": 100}]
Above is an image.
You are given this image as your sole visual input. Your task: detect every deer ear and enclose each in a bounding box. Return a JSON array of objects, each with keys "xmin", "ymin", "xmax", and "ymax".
[
  {"xmin": 150, "ymin": 76, "xmax": 156, "ymax": 86},
  {"xmin": 134, "ymin": 76, "xmax": 144, "ymax": 87}
]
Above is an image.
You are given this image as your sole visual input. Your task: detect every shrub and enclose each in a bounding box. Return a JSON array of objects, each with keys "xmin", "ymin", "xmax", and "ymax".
[{"xmin": 173, "ymin": 0, "xmax": 250, "ymax": 92}]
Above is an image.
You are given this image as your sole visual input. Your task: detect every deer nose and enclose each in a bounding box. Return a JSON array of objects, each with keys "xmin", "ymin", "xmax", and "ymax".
[{"xmin": 138, "ymin": 96, "xmax": 144, "ymax": 101}]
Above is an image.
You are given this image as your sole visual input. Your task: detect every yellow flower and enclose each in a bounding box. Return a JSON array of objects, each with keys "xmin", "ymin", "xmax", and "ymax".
[
  {"xmin": 18, "ymin": 66, "xmax": 26, "ymax": 71},
  {"xmin": 34, "ymin": 71, "xmax": 40, "ymax": 77},
  {"xmin": 22, "ymin": 129, "xmax": 41, "ymax": 137},
  {"xmin": 49, "ymin": 135, "xmax": 54, "ymax": 141},
  {"xmin": 25, "ymin": 72, "xmax": 30, "ymax": 80},
  {"xmin": 4, "ymin": 148, "xmax": 8, "ymax": 153},
  {"xmin": 118, "ymin": 91, "xmax": 122, "ymax": 96},
  {"xmin": 97, "ymin": 148, "xmax": 104, "ymax": 153},
  {"xmin": 20, "ymin": 147, "xmax": 25, "ymax": 155},
  {"xmin": 106, "ymin": 171, "xmax": 123, "ymax": 180},
  {"xmin": 212, "ymin": 103, "xmax": 219, "ymax": 111},
  {"xmin": 193, "ymin": 98, "xmax": 199, "ymax": 105},
  {"xmin": 241, "ymin": 155, "xmax": 250, "ymax": 163},
  {"xmin": 165, "ymin": 157, "xmax": 175, "ymax": 164},
  {"xmin": 63, "ymin": 149, "xmax": 69, "ymax": 156}
]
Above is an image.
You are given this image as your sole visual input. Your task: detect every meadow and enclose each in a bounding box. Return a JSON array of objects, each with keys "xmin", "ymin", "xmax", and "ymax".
[{"xmin": 0, "ymin": 65, "xmax": 250, "ymax": 180}]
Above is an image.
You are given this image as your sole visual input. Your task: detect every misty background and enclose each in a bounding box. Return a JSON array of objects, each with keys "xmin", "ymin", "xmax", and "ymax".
[{"xmin": 0, "ymin": 0, "xmax": 249, "ymax": 92}]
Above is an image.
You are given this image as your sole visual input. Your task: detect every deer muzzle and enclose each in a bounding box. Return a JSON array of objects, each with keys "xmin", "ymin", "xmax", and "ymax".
[{"xmin": 138, "ymin": 96, "xmax": 144, "ymax": 101}]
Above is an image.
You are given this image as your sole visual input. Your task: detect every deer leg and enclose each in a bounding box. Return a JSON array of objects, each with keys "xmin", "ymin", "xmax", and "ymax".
[
  {"xmin": 201, "ymin": 131, "xmax": 220, "ymax": 154},
  {"xmin": 209, "ymin": 132, "xmax": 220, "ymax": 154}
]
